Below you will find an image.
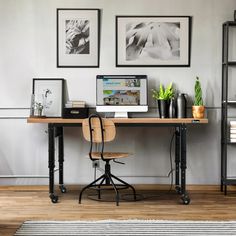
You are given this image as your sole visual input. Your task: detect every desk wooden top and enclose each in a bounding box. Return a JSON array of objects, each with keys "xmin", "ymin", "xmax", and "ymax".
[{"xmin": 27, "ymin": 117, "xmax": 208, "ymax": 124}]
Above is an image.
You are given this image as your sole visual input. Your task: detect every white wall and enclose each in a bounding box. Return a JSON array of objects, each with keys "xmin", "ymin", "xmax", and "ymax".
[{"xmin": 0, "ymin": 0, "xmax": 235, "ymax": 185}]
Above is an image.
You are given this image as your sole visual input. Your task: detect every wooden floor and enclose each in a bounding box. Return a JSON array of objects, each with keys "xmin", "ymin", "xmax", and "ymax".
[{"xmin": 1, "ymin": 185, "xmax": 236, "ymax": 235}]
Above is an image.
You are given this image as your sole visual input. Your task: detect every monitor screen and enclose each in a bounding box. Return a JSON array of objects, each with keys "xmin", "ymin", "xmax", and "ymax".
[{"xmin": 96, "ymin": 75, "xmax": 148, "ymax": 118}]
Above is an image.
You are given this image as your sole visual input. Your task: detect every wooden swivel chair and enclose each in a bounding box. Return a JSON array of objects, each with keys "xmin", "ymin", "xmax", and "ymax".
[{"xmin": 79, "ymin": 114, "xmax": 136, "ymax": 206}]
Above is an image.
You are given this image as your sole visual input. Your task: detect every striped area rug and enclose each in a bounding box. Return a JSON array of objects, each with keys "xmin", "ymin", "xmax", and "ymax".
[{"xmin": 14, "ymin": 220, "xmax": 236, "ymax": 235}]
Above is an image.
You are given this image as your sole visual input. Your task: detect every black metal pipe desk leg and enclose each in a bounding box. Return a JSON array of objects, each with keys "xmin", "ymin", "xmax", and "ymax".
[
  {"xmin": 175, "ymin": 127, "xmax": 181, "ymax": 194},
  {"xmin": 220, "ymin": 142, "xmax": 224, "ymax": 192},
  {"xmin": 223, "ymin": 144, "xmax": 228, "ymax": 195},
  {"xmin": 57, "ymin": 126, "xmax": 67, "ymax": 194},
  {"xmin": 48, "ymin": 124, "xmax": 58, "ymax": 203},
  {"xmin": 180, "ymin": 124, "xmax": 190, "ymax": 205}
]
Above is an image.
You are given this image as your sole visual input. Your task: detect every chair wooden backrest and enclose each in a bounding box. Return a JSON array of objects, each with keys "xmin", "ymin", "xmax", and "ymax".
[{"xmin": 82, "ymin": 116, "xmax": 116, "ymax": 143}]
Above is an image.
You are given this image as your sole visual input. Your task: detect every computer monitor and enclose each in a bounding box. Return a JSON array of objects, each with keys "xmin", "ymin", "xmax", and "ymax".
[{"xmin": 96, "ymin": 75, "xmax": 148, "ymax": 118}]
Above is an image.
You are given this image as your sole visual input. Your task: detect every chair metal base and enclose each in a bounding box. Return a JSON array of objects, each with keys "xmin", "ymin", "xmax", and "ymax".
[{"xmin": 79, "ymin": 164, "xmax": 136, "ymax": 206}]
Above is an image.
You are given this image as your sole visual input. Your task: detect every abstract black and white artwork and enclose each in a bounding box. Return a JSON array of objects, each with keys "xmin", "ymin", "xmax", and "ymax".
[
  {"xmin": 65, "ymin": 19, "xmax": 90, "ymax": 54},
  {"xmin": 57, "ymin": 9, "xmax": 100, "ymax": 67},
  {"xmin": 116, "ymin": 16, "xmax": 191, "ymax": 67}
]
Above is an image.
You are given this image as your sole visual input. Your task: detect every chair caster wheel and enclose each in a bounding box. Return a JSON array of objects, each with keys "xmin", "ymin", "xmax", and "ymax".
[
  {"xmin": 175, "ymin": 186, "xmax": 182, "ymax": 194},
  {"xmin": 181, "ymin": 195, "xmax": 190, "ymax": 205},
  {"xmin": 59, "ymin": 185, "xmax": 67, "ymax": 193},
  {"xmin": 50, "ymin": 194, "xmax": 58, "ymax": 203}
]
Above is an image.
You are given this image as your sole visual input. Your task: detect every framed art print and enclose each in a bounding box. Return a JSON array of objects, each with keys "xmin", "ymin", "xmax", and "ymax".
[
  {"xmin": 32, "ymin": 79, "xmax": 64, "ymax": 117},
  {"xmin": 116, "ymin": 16, "xmax": 191, "ymax": 67},
  {"xmin": 57, "ymin": 8, "xmax": 100, "ymax": 68}
]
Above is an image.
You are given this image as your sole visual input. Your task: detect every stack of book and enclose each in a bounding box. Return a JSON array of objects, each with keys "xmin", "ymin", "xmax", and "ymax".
[
  {"xmin": 65, "ymin": 100, "xmax": 86, "ymax": 108},
  {"xmin": 230, "ymin": 121, "xmax": 236, "ymax": 142}
]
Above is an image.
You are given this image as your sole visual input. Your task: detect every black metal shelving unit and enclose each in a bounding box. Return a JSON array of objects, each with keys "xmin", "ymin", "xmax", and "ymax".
[{"xmin": 221, "ymin": 21, "xmax": 236, "ymax": 194}]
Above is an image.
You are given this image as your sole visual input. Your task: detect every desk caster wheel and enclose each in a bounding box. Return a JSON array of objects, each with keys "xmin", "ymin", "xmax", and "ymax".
[
  {"xmin": 175, "ymin": 186, "xmax": 182, "ymax": 194},
  {"xmin": 181, "ymin": 195, "xmax": 190, "ymax": 205},
  {"xmin": 59, "ymin": 185, "xmax": 67, "ymax": 193},
  {"xmin": 50, "ymin": 194, "xmax": 58, "ymax": 203}
]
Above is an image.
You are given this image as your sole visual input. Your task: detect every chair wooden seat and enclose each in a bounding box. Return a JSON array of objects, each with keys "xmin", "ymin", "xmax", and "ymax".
[{"xmin": 90, "ymin": 152, "xmax": 130, "ymax": 159}]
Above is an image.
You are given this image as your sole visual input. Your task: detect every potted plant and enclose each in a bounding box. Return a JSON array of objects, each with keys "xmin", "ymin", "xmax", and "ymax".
[
  {"xmin": 34, "ymin": 102, "xmax": 44, "ymax": 117},
  {"xmin": 192, "ymin": 77, "xmax": 205, "ymax": 119},
  {"xmin": 152, "ymin": 83, "xmax": 174, "ymax": 118}
]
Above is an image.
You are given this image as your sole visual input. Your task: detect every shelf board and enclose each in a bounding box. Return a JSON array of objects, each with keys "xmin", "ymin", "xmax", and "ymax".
[
  {"xmin": 223, "ymin": 21, "xmax": 236, "ymax": 26},
  {"xmin": 222, "ymin": 61, "xmax": 236, "ymax": 66},
  {"xmin": 221, "ymin": 140, "xmax": 236, "ymax": 144},
  {"xmin": 223, "ymin": 178, "xmax": 236, "ymax": 185},
  {"xmin": 221, "ymin": 116, "xmax": 236, "ymax": 118},
  {"xmin": 221, "ymin": 139, "xmax": 236, "ymax": 144},
  {"xmin": 222, "ymin": 101, "xmax": 236, "ymax": 105},
  {"xmin": 227, "ymin": 141, "xmax": 236, "ymax": 144}
]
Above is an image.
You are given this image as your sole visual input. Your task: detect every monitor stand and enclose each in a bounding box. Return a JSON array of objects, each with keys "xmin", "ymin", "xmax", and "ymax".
[{"xmin": 114, "ymin": 112, "xmax": 128, "ymax": 118}]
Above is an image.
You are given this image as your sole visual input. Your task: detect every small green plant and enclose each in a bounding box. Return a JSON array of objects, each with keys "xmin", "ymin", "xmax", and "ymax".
[
  {"xmin": 194, "ymin": 77, "xmax": 203, "ymax": 106},
  {"xmin": 35, "ymin": 102, "xmax": 43, "ymax": 110},
  {"xmin": 152, "ymin": 82, "xmax": 174, "ymax": 100},
  {"xmin": 35, "ymin": 102, "xmax": 43, "ymax": 116}
]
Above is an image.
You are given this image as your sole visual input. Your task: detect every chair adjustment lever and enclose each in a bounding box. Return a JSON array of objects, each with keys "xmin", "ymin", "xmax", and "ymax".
[{"xmin": 113, "ymin": 159, "xmax": 125, "ymax": 165}]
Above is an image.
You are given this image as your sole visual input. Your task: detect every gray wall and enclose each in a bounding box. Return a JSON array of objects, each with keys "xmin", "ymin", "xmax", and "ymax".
[{"xmin": 0, "ymin": 0, "xmax": 235, "ymax": 185}]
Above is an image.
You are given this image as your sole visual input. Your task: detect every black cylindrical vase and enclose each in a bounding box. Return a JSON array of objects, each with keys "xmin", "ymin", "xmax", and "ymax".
[
  {"xmin": 158, "ymin": 100, "xmax": 169, "ymax": 118},
  {"xmin": 176, "ymin": 93, "xmax": 187, "ymax": 118},
  {"xmin": 169, "ymin": 98, "xmax": 176, "ymax": 118}
]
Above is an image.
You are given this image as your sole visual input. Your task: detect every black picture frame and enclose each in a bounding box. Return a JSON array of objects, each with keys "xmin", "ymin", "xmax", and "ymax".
[
  {"xmin": 116, "ymin": 15, "xmax": 191, "ymax": 67},
  {"xmin": 32, "ymin": 78, "xmax": 64, "ymax": 117},
  {"xmin": 57, "ymin": 8, "xmax": 100, "ymax": 68}
]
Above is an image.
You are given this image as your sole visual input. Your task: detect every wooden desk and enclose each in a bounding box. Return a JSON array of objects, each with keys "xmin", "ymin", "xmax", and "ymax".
[{"xmin": 27, "ymin": 117, "xmax": 208, "ymax": 204}]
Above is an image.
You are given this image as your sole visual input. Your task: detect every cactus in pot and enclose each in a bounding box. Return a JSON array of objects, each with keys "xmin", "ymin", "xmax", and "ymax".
[{"xmin": 192, "ymin": 77, "xmax": 205, "ymax": 118}]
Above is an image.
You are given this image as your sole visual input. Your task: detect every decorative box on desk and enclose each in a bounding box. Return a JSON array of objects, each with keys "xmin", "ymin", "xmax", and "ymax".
[{"xmin": 63, "ymin": 107, "xmax": 89, "ymax": 119}]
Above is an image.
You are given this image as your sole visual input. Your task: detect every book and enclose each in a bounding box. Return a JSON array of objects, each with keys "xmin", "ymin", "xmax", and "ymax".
[
  {"xmin": 230, "ymin": 129, "xmax": 236, "ymax": 134},
  {"xmin": 230, "ymin": 138, "xmax": 236, "ymax": 143},
  {"xmin": 65, "ymin": 100, "xmax": 86, "ymax": 108},
  {"xmin": 230, "ymin": 121, "xmax": 236, "ymax": 126},
  {"xmin": 230, "ymin": 134, "xmax": 236, "ymax": 138},
  {"xmin": 66, "ymin": 100, "xmax": 85, "ymax": 104},
  {"xmin": 68, "ymin": 102, "xmax": 85, "ymax": 105},
  {"xmin": 65, "ymin": 104, "xmax": 85, "ymax": 108}
]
